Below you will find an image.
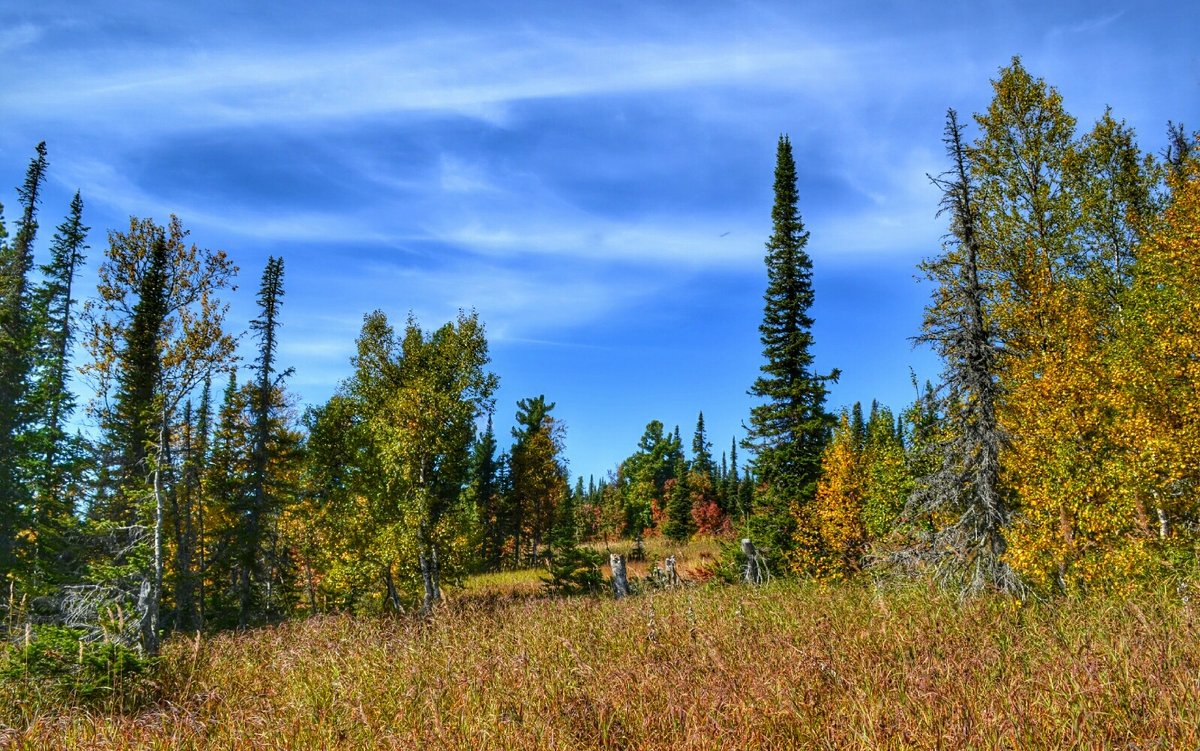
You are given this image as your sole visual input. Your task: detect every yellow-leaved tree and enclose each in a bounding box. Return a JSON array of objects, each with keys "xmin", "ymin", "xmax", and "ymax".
[
  {"xmin": 1110, "ymin": 154, "xmax": 1200, "ymax": 568},
  {"xmin": 795, "ymin": 410, "xmax": 864, "ymax": 579}
]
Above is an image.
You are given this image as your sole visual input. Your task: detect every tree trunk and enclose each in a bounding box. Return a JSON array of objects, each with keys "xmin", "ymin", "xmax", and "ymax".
[
  {"xmin": 419, "ymin": 548, "xmax": 441, "ymax": 616},
  {"xmin": 141, "ymin": 406, "xmax": 169, "ymax": 657},
  {"xmin": 383, "ymin": 565, "xmax": 402, "ymax": 613},
  {"xmin": 610, "ymin": 554, "xmax": 629, "ymax": 598},
  {"xmin": 742, "ymin": 538, "xmax": 765, "ymax": 585}
]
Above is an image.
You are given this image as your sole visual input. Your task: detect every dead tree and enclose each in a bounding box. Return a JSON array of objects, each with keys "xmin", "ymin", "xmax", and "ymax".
[
  {"xmin": 664, "ymin": 555, "xmax": 681, "ymax": 587},
  {"xmin": 902, "ymin": 109, "xmax": 1021, "ymax": 595},
  {"xmin": 742, "ymin": 539, "xmax": 768, "ymax": 585},
  {"xmin": 610, "ymin": 554, "xmax": 629, "ymax": 598}
]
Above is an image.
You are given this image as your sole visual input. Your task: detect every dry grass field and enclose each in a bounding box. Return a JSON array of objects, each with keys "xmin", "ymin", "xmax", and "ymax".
[{"xmin": 3, "ymin": 572, "xmax": 1199, "ymax": 750}]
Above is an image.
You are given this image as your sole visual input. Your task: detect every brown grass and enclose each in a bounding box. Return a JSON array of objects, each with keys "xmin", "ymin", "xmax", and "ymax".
[{"xmin": 4, "ymin": 581, "xmax": 1199, "ymax": 749}]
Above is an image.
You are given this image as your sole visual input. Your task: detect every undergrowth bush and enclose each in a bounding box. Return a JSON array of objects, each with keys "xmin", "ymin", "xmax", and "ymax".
[{"xmin": 0, "ymin": 626, "xmax": 153, "ymax": 725}]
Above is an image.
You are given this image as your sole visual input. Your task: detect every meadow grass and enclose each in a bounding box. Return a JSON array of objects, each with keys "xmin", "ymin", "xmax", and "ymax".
[{"xmin": 3, "ymin": 577, "xmax": 1198, "ymax": 749}]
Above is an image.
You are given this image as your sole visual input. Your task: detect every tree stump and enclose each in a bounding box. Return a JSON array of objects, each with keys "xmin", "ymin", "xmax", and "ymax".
[
  {"xmin": 664, "ymin": 555, "xmax": 681, "ymax": 587},
  {"xmin": 742, "ymin": 538, "xmax": 767, "ymax": 585},
  {"xmin": 610, "ymin": 554, "xmax": 630, "ymax": 599}
]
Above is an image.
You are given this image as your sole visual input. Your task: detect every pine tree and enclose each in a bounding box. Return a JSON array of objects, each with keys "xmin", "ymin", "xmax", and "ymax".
[
  {"xmin": 203, "ymin": 370, "xmax": 251, "ymax": 626},
  {"xmin": 724, "ymin": 438, "xmax": 742, "ymax": 517},
  {"xmin": 81, "ymin": 216, "xmax": 236, "ymax": 650},
  {"xmin": 171, "ymin": 400, "xmax": 200, "ymax": 631},
  {"xmin": 470, "ymin": 416, "xmax": 503, "ymax": 571},
  {"xmin": 691, "ymin": 411, "xmax": 715, "ymax": 479},
  {"xmin": 663, "ymin": 456, "xmax": 694, "ymax": 542},
  {"xmin": 543, "ymin": 471, "xmax": 603, "ymax": 596},
  {"xmin": 109, "ymin": 229, "xmax": 170, "ymax": 524},
  {"xmin": 1164, "ymin": 121, "xmax": 1193, "ymax": 179},
  {"xmin": 620, "ymin": 420, "xmax": 678, "ymax": 539},
  {"xmin": 0, "ymin": 143, "xmax": 49, "ymax": 577},
  {"xmin": 743, "ymin": 135, "xmax": 838, "ymax": 558},
  {"xmin": 508, "ymin": 395, "xmax": 567, "ymax": 566},
  {"xmin": 193, "ymin": 375, "xmax": 213, "ymax": 626},
  {"xmin": 850, "ymin": 402, "xmax": 866, "ymax": 451},
  {"xmin": 86, "ymin": 217, "xmax": 237, "ymax": 521},
  {"xmin": 28, "ymin": 192, "xmax": 89, "ymax": 562},
  {"xmin": 239, "ymin": 256, "xmax": 290, "ymax": 626}
]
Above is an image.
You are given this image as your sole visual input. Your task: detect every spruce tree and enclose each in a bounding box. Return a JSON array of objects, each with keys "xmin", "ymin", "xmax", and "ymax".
[
  {"xmin": 240, "ymin": 256, "xmax": 289, "ymax": 626},
  {"xmin": 204, "ymin": 370, "xmax": 250, "ymax": 626},
  {"xmin": 723, "ymin": 438, "xmax": 741, "ymax": 516},
  {"xmin": 0, "ymin": 143, "xmax": 49, "ymax": 576},
  {"xmin": 508, "ymin": 395, "xmax": 566, "ymax": 565},
  {"xmin": 27, "ymin": 192, "xmax": 89, "ymax": 581},
  {"xmin": 108, "ymin": 231, "xmax": 169, "ymax": 524},
  {"xmin": 543, "ymin": 471, "xmax": 603, "ymax": 596},
  {"xmin": 743, "ymin": 135, "xmax": 838, "ymax": 557},
  {"xmin": 663, "ymin": 455, "xmax": 694, "ymax": 542},
  {"xmin": 470, "ymin": 416, "xmax": 502, "ymax": 571},
  {"xmin": 691, "ymin": 411, "xmax": 715, "ymax": 479}
]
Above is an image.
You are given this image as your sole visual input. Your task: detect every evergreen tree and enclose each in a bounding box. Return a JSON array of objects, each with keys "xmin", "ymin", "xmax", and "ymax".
[
  {"xmin": 0, "ymin": 143, "xmax": 49, "ymax": 577},
  {"xmin": 87, "ymin": 216, "xmax": 237, "ymax": 524},
  {"xmin": 108, "ymin": 229, "xmax": 170, "ymax": 524},
  {"xmin": 542, "ymin": 472, "xmax": 603, "ymax": 596},
  {"xmin": 193, "ymin": 375, "xmax": 213, "ymax": 626},
  {"xmin": 663, "ymin": 456, "xmax": 694, "ymax": 542},
  {"xmin": 28, "ymin": 192, "xmax": 89, "ymax": 565},
  {"xmin": 850, "ymin": 402, "xmax": 866, "ymax": 450},
  {"xmin": 508, "ymin": 397, "xmax": 567, "ymax": 567},
  {"xmin": 470, "ymin": 416, "xmax": 503, "ymax": 571},
  {"xmin": 203, "ymin": 370, "xmax": 251, "ymax": 625},
  {"xmin": 723, "ymin": 438, "xmax": 741, "ymax": 517},
  {"xmin": 1164, "ymin": 121, "xmax": 1194, "ymax": 179},
  {"xmin": 691, "ymin": 411, "xmax": 715, "ymax": 479},
  {"xmin": 620, "ymin": 420, "xmax": 678, "ymax": 538},
  {"xmin": 240, "ymin": 256, "xmax": 290, "ymax": 626},
  {"xmin": 743, "ymin": 135, "xmax": 838, "ymax": 558},
  {"xmin": 171, "ymin": 399, "xmax": 201, "ymax": 631}
]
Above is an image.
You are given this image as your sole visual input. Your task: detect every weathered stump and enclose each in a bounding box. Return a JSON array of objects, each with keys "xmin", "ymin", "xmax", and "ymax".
[
  {"xmin": 664, "ymin": 555, "xmax": 681, "ymax": 587},
  {"xmin": 742, "ymin": 538, "xmax": 767, "ymax": 585},
  {"xmin": 610, "ymin": 554, "xmax": 630, "ymax": 598}
]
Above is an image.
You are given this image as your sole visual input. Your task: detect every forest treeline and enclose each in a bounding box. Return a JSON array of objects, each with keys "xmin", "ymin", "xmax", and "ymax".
[{"xmin": 1, "ymin": 58, "xmax": 1199, "ymax": 655}]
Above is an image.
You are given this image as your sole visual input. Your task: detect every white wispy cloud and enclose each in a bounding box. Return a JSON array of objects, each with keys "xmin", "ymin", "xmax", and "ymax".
[
  {"xmin": 8, "ymin": 28, "xmax": 852, "ymax": 131},
  {"xmin": 437, "ymin": 217, "xmax": 761, "ymax": 268},
  {"xmin": 346, "ymin": 257, "xmax": 662, "ymax": 341}
]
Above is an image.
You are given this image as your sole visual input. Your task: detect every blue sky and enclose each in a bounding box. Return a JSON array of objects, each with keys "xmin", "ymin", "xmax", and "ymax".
[{"xmin": 2, "ymin": 1, "xmax": 1197, "ymax": 481}]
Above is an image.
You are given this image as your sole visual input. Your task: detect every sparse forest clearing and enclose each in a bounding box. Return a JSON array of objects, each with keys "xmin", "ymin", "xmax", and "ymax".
[
  {"xmin": 3, "ymin": 12, "xmax": 1200, "ymax": 748},
  {"xmin": 4, "ymin": 579, "xmax": 1198, "ymax": 750}
]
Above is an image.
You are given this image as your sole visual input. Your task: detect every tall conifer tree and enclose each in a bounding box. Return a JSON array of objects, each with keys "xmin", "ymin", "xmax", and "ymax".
[
  {"xmin": 0, "ymin": 143, "xmax": 49, "ymax": 576},
  {"xmin": 31, "ymin": 192, "xmax": 88, "ymax": 515},
  {"xmin": 743, "ymin": 135, "xmax": 838, "ymax": 556},
  {"xmin": 471, "ymin": 416, "xmax": 503, "ymax": 571},
  {"xmin": 691, "ymin": 411, "xmax": 715, "ymax": 479},
  {"xmin": 240, "ymin": 256, "xmax": 288, "ymax": 626}
]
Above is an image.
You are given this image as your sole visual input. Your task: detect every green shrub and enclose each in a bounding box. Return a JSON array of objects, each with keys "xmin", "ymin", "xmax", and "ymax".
[
  {"xmin": 0, "ymin": 625, "xmax": 150, "ymax": 708},
  {"xmin": 542, "ymin": 545, "xmax": 604, "ymax": 596}
]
